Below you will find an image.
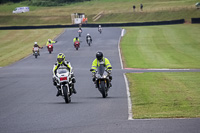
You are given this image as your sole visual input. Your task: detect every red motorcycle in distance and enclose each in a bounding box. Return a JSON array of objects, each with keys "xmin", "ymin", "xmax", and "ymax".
[
  {"xmin": 47, "ymin": 44, "xmax": 53, "ymax": 54},
  {"xmin": 74, "ymin": 41, "xmax": 80, "ymax": 50}
]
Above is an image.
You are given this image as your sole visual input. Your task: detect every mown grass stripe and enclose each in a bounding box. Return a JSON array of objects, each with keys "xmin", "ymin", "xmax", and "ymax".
[{"xmin": 121, "ymin": 25, "xmax": 200, "ymax": 69}]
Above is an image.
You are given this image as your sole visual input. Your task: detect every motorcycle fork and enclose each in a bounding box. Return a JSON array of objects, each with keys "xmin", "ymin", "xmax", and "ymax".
[
  {"xmin": 61, "ymin": 85, "xmax": 64, "ymax": 95},
  {"xmin": 98, "ymin": 79, "xmax": 107, "ymax": 88}
]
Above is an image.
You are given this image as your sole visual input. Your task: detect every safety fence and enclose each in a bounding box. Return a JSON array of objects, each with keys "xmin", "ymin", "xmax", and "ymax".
[
  {"xmin": 191, "ymin": 18, "xmax": 200, "ymax": 23},
  {"xmin": 0, "ymin": 19, "xmax": 188, "ymax": 30}
]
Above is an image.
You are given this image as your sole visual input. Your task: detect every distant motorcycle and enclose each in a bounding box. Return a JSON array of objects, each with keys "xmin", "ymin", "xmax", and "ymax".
[
  {"xmin": 55, "ymin": 69, "xmax": 73, "ymax": 103},
  {"xmin": 90, "ymin": 63, "xmax": 112, "ymax": 98},
  {"xmin": 98, "ymin": 28, "xmax": 102, "ymax": 34},
  {"xmin": 47, "ymin": 44, "xmax": 53, "ymax": 54},
  {"xmin": 47, "ymin": 41, "xmax": 57, "ymax": 54},
  {"xmin": 78, "ymin": 29, "xmax": 82, "ymax": 37},
  {"xmin": 87, "ymin": 37, "xmax": 92, "ymax": 46},
  {"xmin": 74, "ymin": 41, "xmax": 80, "ymax": 50},
  {"xmin": 33, "ymin": 47, "xmax": 39, "ymax": 58}
]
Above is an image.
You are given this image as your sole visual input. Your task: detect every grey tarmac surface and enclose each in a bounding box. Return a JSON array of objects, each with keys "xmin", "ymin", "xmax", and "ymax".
[{"xmin": 0, "ymin": 27, "xmax": 200, "ymax": 133}]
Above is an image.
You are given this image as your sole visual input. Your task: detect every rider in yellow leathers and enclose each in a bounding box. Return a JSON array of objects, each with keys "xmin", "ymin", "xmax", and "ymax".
[{"xmin": 91, "ymin": 51, "xmax": 112, "ymax": 87}]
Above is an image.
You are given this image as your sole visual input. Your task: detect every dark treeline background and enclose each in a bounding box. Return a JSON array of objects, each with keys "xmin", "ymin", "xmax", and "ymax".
[{"xmin": 0, "ymin": 0, "xmax": 91, "ymax": 6}]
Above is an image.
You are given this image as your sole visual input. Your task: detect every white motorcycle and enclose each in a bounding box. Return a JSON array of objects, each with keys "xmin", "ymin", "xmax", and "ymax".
[
  {"xmin": 87, "ymin": 37, "xmax": 92, "ymax": 46},
  {"xmin": 33, "ymin": 47, "xmax": 39, "ymax": 58},
  {"xmin": 98, "ymin": 28, "xmax": 102, "ymax": 34},
  {"xmin": 55, "ymin": 69, "xmax": 72, "ymax": 103},
  {"xmin": 78, "ymin": 30, "xmax": 82, "ymax": 37}
]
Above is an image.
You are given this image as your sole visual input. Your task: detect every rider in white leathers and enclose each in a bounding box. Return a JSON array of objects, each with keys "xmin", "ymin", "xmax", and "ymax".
[{"xmin": 53, "ymin": 53, "xmax": 76, "ymax": 96}]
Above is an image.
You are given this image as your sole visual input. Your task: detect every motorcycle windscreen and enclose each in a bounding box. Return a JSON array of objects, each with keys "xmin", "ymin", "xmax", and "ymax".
[
  {"xmin": 97, "ymin": 64, "xmax": 105, "ymax": 76},
  {"xmin": 57, "ymin": 69, "xmax": 68, "ymax": 74}
]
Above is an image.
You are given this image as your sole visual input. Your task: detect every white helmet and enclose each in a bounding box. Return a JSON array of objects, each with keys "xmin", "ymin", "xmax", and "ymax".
[
  {"xmin": 34, "ymin": 42, "xmax": 37, "ymax": 44},
  {"xmin": 87, "ymin": 33, "xmax": 90, "ymax": 36},
  {"xmin": 99, "ymin": 25, "xmax": 101, "ymax": 27},
  {"xmin": 48, "ymin": 39, "xmax": 51, "ymax": 41}
]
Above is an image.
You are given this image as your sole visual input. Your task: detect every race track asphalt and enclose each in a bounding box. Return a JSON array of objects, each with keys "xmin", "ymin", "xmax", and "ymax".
[{"xmin": 0, "ymin": 27, "xmax": 200, "ymax": 133}]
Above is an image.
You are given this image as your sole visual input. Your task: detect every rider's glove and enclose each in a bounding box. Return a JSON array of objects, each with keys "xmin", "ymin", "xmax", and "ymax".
[
  {"xmin": 92, "ymin": 77, "xmax": 96, "ymax": 82},
  {"xmin": 92, "ymin": 72, "xmax": 96, "ymax": 76},
  {"xmin": 107, "ymin": 70, "xmax": 111, "ymax": 74}
]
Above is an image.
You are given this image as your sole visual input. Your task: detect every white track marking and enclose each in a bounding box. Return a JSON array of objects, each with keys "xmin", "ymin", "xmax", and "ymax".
[
  {"xmin": 123, "ymin": 73, "xmax": 133, "ymax": 120},
  {"xmin": 118, "ymin": 28, "xmax": 133, "ymax": 120},
  {"xmin": 118, "ymin": 28, "xmax": 124, "ymax": 69}
]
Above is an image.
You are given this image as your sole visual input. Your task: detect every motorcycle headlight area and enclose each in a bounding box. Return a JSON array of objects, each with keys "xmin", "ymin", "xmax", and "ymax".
[
  {"xmin": 103, "ymin": 75, "xmax": 107, "ymax": 78},
  {"xmin": 60, "ymin": 77, "xmax": 67, "ymax": 81}
]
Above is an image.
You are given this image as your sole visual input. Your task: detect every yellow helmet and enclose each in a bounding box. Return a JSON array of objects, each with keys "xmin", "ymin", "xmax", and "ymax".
[{"xmin": 57, "ymin": 53, "xmax": 65, "ymax": 64}]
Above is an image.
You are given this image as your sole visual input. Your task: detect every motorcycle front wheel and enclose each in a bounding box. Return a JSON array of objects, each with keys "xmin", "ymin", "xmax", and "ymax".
[
  {"xmin": 63, "ymin": 85, "xmax": 71, "ymax": 103},
  {"xmin": 100, "ymin": 81, "xmax": 107, "ymax": 98}
]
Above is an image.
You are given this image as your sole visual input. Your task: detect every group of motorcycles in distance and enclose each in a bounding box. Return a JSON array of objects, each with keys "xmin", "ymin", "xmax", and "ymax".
[
  {"xmin": 33, "ymin": 26, "xmax": 102, "ymax": 57},
  {"xmin": 74, "ymin": 26, "xmax": 102, "ymax": 50}
]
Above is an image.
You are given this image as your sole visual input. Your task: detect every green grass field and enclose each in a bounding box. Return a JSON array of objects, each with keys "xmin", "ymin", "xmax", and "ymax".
[
  {"xmin": 0, "ymin": 29, "xmax": 64, "ymax": 67},
  {"xmin": 127, "ymin": 72, "xmax": 200, "ymax": 119},
  {"xmin": 120, "ymin": 24, "xmax": 200, "ymax": 119},
  {"xmin": 0, "ymin": 0, "xmax": 200, "ymax": 26},
  {"xmin": 121, "ymin": 24, "xmax": 200, "ymax": 69}
]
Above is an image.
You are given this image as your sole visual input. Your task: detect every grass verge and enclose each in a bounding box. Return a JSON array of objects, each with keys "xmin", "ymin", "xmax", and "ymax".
[
  {"xmin": 0, "ymin": 28, "xmax": 64, "ymax": 67},
  {"xmin": 121, "ymin": 24, "xmax": 200, "ymax": 69},
  {"xmin": 126, "ymin": 72, "xmax": 200, "ymax": 119}
]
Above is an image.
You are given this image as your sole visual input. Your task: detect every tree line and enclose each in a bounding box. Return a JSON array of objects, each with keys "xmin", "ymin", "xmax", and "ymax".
[
  {"xmin": 0, "ymin": 0, "xmax": 23, "ymax": 4},
  {"xmin": 0, "ymin": 0, "xmax": 91, "ymax": 6}
]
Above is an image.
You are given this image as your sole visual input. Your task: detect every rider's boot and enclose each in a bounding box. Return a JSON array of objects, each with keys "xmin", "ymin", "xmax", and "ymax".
[
  {"xmin": 109, "ymin": 82, "xmax": 112, "ymax": 87},
  {"xmin": 109, "ymin": 76, "xmax": 112, "ymax": 87},
  {"xmin": 92, "ymin": 76, "xmax": 97, "ymax": 88},
  {"xmin": 71, "ymin": 84, "xmax": 77, "ymax": 94},
  {"xmin": 56, "ymin": 86, "xmax": 61, "ymax": 97},
  {"xmin": 70, "ymin": 74, "xmax": 77, "ymax": 94}
]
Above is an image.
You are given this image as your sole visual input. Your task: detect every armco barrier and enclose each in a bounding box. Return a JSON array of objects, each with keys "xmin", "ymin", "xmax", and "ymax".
[
  {"xmin": 82, "ymin": 19, "xmax": 185, "ymax": 27},
  {"xmin": 191, "ymin": 18, "xmax": 200, "ymax": 23},
  {"xmin": 0, "ymin": 19, "xmax": 185, "ymax": 30},
  {"xmin": 0, "ymin": 24, "xmax": 78, "ymax": 30}
]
